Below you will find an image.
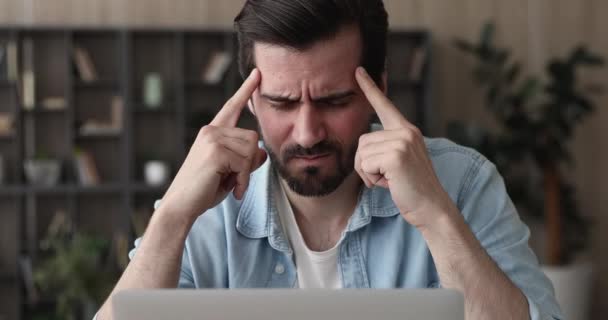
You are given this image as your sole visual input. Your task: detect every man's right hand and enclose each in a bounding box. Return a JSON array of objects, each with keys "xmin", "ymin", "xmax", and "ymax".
[
  {"xmin": 158, "ymin": 69, "xmax": 266, "ymax": 223},
  {"xmin": 95, "ymin": 72, "xmax": 267, "ymax": 318}
]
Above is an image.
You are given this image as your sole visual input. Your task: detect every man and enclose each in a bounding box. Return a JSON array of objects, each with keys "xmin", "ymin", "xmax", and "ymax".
[{"xmin": 96, "ymin": 0, "xmax": 563, "ymax": 319}]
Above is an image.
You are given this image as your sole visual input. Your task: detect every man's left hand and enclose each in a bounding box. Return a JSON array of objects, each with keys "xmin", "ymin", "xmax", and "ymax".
[{"xmin": 354, "ymin": 67, "xmax": 458, "ymax": 230}]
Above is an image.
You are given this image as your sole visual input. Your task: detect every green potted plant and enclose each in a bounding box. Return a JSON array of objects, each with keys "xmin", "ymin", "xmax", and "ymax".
[
  {"xmin": 33, "ymin": 210, "xmax": 122, "ymax": 320},
  {"xmin": 450, "ymin": 22, "xmax": 604, "ymax": 319}
]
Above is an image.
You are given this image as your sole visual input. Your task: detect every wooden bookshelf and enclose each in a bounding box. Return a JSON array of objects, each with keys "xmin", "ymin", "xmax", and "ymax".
[{"xmin": 0, "ymin": 26, "xmax": 431, "ymax": 319}]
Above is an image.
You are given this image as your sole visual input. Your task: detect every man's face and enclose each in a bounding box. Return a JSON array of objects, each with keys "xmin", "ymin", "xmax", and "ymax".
[{"xmin": 250, "ymin": 26, "xmax": 376, "ymax": 197}]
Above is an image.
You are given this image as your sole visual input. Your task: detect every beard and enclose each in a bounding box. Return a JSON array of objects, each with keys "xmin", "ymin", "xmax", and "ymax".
[{"xmin": 266, "ymin": 139, "xmax": 357, "ymax": 197}]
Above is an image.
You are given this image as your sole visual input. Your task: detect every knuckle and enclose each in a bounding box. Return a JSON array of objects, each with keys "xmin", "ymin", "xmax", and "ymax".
[
  {"xmin": 198, "ymin": 125, "xmax": 214, "ymax": 137},
  {"xmin": 411, "ymin": 126, "xmax": 422, "ymax": 137},
  {"xmin": 358, "ymin": 134, "xmax": 368, "ymax": 146},
  {"xmin": 402, "ymin": 128, "xmax": 414, "ymax": 141},
  {"xmin": 246, "ymin": 130, "xmax": 259, "ymax": 143},
  {"xmin": 360, "ymin": 158, "xmax": 371, "ymax": 172}
]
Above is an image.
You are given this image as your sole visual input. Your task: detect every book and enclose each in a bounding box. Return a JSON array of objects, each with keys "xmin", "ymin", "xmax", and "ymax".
[
  {"xmin": 73, "ymin": 46, "xmax": 98, "ymax": 82},
  {"xmin": 110, "ymin": 96, "xmax": 124, "ymax": 129},
  {"xmin": 78, "ymin": 96, "xmax": 124, "ymax": 136},
  {"xmin": 6, "ymin": 41, "xmax": 18, "ymax": 81},
  {"xmin": 408, "ymin": 46, "xmax": 427, "ymax": 83},
  {"xmin": 46, "ymin": 209, "xmax": 72, "ymax": 238},
  {"xmin": 112, "ymin": 232, "xmax": 130, "ymax": 269},
  {"xmin": 41, "ymin": 96, "xmax": 67, "ymax": 110},
  {"xmin": 21, "ymin": 38, "xmax": 35, "ymax": 110},
  {"xmin": 74, "ymin": 149, "xmax": 101, "ymax": 185},
  {"xmin": 79, "ymin": 122, "xmax": 121, "ymax": 136},
  {"xmin": 202, "ymin": 51, "xmax": 232, "ymax": 84},
  {"xmin": 0, "ymin": 113, "xmax": 14, "ymax": 136},
  {"xmin": 19, "ymin": 256, "xmax": 39, "ymax": 304},
  {"xmin": 22, "ymin": 71, "xmax": 35, "ymax": 110},
  {"xmin": 0, "ymin": 46, "xmax": 5, "ymax": 78}
]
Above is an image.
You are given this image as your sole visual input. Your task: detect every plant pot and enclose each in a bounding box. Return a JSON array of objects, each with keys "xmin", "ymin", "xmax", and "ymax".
[
  {"xmin": 542, "ymin": 261, "xmax": 593, "ymax": 320},
  {"xmin": 24, "ymin": 159, "xmax": 61, "ymax": 186}
]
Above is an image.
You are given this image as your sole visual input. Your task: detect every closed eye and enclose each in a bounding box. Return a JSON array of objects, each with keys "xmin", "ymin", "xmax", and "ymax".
[
  {"xmin": 268, "ymin": 100, "xmax": 298, "ymax": 110},
  {"xmin": 316, "ymin": 93, "xmax": 354, "ymax": 108},
  {"xmin": 322, "ymin": 97, "xmax": 352, "ymax": 106}
]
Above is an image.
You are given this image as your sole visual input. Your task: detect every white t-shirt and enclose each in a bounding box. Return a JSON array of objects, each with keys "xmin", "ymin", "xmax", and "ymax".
[{"xmin": 274, "ymin": 178, "xmax": 344, "ymax": 289}]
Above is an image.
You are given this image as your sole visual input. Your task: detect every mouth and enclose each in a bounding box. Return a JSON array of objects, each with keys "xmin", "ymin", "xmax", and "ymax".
[
  {"xmin": 294, "ymin": 153, "xmax": 330, "ymax": 160},
  {"xmin": 290, "ymin": 153, "xmax": 332, "ymax": 164}
]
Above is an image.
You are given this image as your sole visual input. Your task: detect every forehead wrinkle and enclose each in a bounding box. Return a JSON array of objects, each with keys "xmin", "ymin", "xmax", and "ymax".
[
  {"xmin": 307, "ymin": 75, "xmax": 356, "ymax": 101},
  {"xmin": 259, "ymin": 78, "xmax": 301, "ymax": 100}
]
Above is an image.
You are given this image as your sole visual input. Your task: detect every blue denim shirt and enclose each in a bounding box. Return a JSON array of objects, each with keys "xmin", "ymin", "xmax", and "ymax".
[{"xmin": 130, "ymin": 137, "xmax": 563, "ymax": 319}]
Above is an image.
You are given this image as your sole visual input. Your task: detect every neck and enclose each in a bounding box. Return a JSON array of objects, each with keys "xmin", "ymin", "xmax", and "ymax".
[{"xmin": 279, "ymin": 171, "xmax": 363, "ymax": 250}]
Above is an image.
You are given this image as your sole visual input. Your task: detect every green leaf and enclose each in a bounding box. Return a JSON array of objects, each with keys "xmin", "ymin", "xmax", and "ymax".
[
  {"xmin": 504, "ymin": 63, "xmax": 521, "ymax": 84},
  {"xmin": 516, "ymin": 77, "xmax": 542, "ymax": 102},
  {"xmin": 570, "ymin": 46, "xmax": 605, "ymax": 66},
  {"xmin": 480, "ymin": 22, "xmax": 496, "ymax": 48},
  {"xmin": 453, "ymin": 39, "xmax": 477, "ymax": 54}
]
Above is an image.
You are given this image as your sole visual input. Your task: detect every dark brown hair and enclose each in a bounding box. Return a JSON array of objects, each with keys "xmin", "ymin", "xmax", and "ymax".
[{"xmin": 234, "ymin": 0, "xmax": 389, "ymax": 85}]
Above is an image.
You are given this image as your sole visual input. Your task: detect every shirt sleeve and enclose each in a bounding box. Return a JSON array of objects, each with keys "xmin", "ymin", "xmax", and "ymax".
[
  {"xmin": 458, "ymin": 158, "xmax": 564, "ymax": 320},
  {"xmin": 126, "ymin": 198, "xmax": 230, "ymax": 289}
]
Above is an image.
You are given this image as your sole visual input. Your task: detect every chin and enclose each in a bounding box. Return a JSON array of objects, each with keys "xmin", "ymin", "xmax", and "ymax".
[{"xmin": 282, "ymin": 165, "xmax": 349, "ymax": 197}]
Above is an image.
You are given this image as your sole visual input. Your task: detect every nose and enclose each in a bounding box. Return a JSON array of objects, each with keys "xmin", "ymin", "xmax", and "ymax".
[{"xmin": 292, "ymin": 102, "xmax": 327, "ymax": 148}]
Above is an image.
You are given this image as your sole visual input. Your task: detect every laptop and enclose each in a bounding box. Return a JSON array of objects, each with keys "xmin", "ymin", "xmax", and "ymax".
[{"xmin": 113, "ymin": 289, "xmax": 464, "ymax": 320}]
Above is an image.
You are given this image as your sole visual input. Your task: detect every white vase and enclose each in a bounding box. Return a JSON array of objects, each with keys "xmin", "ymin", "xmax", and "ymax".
[
  {"xmin": 24, "ymin": 159, "xmax": 61, "ymax": 186},
  {"xmin": 143, "ymin": 72, "xmax": 163, "ymax": 109},
  {"xmin": 144, "ymin": 161, "xmax": 169, "ymax": 186},
  {"xmin": 542, "ymin": 261, "xmax": 593, "ymax": 320}
]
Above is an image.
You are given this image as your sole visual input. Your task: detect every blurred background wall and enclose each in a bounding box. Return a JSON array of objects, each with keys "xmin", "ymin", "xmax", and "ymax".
[{"xmin": 0, "ymin": 0, "xmax": 605, "ymax": 317}]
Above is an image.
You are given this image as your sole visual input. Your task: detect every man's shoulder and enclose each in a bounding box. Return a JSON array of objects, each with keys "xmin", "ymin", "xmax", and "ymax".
[
  {"xmin": 423, "ymin": 137, "xmax": 492, "ymax": 205},
  {"xmin": 424, "ymin": 137, "xmax": 486, "ymax": 165},
  {"xmin": 424, "ymin": 137, "xmax": 489, "ymax": 173}
]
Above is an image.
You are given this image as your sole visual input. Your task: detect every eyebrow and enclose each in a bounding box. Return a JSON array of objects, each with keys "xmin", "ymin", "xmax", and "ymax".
[{"xmin": 260, "ymin": 90, "xmax": 355, "ymax": 103}]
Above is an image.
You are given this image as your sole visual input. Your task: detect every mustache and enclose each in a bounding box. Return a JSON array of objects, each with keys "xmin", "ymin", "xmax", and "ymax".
[{"xmin": 282, "ymin": 140, "xmax": 341, "ymax": 161}]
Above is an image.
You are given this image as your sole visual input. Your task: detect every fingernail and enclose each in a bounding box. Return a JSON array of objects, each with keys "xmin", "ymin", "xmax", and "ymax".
[
  {"xmin": 250, "ymin": 68, "xmax": 259, "ymax": 78},
  {"xmin": 357, "ymin": 67, "xmax": 368, "ymax": 77}
]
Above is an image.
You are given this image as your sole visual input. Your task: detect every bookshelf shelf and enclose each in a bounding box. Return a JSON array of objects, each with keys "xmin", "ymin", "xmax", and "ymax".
[
  {"xmin": 75, "ymin": 132, "xmax": 123, "ymax": 140},
  {"xmin": 133, "ymin": 106, "xmax": 175, "ymax": 113},
  {"xmin": 184, "ymin": 80, "xmax": 224, "ymax": 88},
  {"xmin": 0, "ymin": 273, "xmax": 16, "ymax": 283},
  {"xmin": 0, "ymin": 80, "xmax": 16, "ymax": 87},
  {"xmin": 22, "ymin": 108, "xmax": 67, "ymax": 115},
  {"xmin": 0, "ymin": 26, "xmax": 431, "ymax": 320},
  {"xmin": 73, "ymin": 184, "xmax": 124, "ymax": 194},
  {"xmin": 25, "ymin": 185, "xmax": 74, "ymax": 195},
  {"xmin": 0, "ymin": 133, "xmax": 15, "ymax": 139},
  {"xmin": 0, "ymin": 184, "xmax": 127, "ymax": 196},
  {"xmin": 73, "ymin": 79, "xmax": 119, "ymax": 89},
  {"xmin": 0, "ymin": 186, "xmax": 24, "ymax": 195},
  {"xmin": 131, "ymin": 183, "xmax": 168, "ymax": 194}
]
